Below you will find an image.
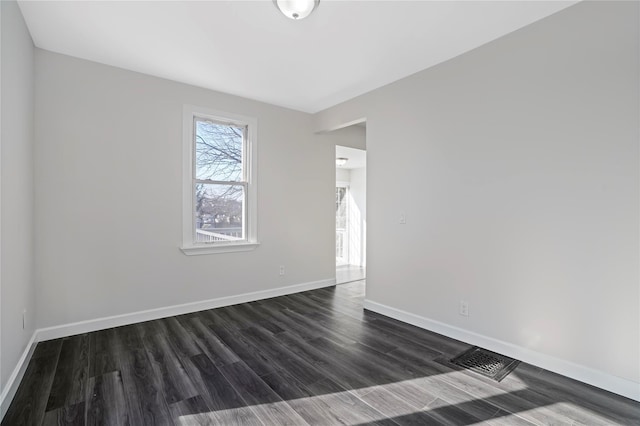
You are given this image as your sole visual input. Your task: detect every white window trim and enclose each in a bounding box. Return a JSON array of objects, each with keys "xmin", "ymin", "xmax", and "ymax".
[{"xmin": 180, "ymin": 105, "xmax": 259, "ymax": 255}]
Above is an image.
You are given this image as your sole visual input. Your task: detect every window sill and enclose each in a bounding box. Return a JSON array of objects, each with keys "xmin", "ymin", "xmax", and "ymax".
[{"xmin": 180, "ymin": 242, "xmax": 260, "ymax": 256}]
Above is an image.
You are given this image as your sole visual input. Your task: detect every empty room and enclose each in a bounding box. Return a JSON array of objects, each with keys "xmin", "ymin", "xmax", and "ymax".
[{"xmin": 1, "ymin": 0, "xmax": 639, "ymax": 424}]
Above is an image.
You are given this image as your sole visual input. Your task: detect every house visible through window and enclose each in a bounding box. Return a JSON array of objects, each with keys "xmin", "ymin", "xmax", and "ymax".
[
  {"xmin": 182, "ymin": 106, "xmax": 258, "ymax": 255},
  {"xmin": 195, "ymin": 118, "xmax": 246, "ymax": 242}
]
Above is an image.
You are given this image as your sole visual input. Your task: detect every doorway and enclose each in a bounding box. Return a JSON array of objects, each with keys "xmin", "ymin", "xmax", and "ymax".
[{"xmin": 335, "ymin": 144, "xmax": 366, "ymax": 284}]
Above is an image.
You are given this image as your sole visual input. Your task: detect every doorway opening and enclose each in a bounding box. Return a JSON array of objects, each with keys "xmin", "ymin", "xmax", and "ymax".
[{"xmin": 335, "ymin": 144, "xmax": 366, "ymax": 284}]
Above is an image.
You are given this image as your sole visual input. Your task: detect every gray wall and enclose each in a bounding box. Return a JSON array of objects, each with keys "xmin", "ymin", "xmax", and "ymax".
[
  {"xmin": 34, "ymin": 50, "xmax": 335, "ymax": 328},
  {"xmin": 0, "ymin": 0, "xmax": 36, "ymax": 392},
  {"xmin": 325, "ymin": 125, "xmax": 366, "ymax": 150},
  {"xmin": 336, "ymin": 168, "xmax": 350, "ymax": 183},
  {"xmin": 315, "ymin": 1, "xmax": 639, "ymax": 387}
]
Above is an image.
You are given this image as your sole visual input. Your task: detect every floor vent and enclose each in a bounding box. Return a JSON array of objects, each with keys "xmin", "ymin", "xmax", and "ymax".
[{"xmin": 450, "ymin": 346, "xmax": 520, "ymax": 382}]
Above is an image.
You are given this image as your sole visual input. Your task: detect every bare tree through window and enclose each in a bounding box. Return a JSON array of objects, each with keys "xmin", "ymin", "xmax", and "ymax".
[{"xmin": 194, "ymin": 119, "xmax": 246, "ymax": 240}]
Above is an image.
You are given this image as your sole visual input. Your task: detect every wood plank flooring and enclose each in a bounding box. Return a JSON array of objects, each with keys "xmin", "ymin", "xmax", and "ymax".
[
  {"xmin": 3, "ymin": 281, "xmax": 639, "ymax": 425},
  {"xmin": 336, "ymin": 266, "xmax": 366, "ymax": 284}
]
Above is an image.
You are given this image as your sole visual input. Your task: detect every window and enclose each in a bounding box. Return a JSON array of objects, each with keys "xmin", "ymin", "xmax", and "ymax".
[
  {"xmin": 336, "ymin": 185, "xmax": 349, "ymax": 265},
  {"xmin": 181, "ymin": 105, "xmax": 258, "ymax": 255}
]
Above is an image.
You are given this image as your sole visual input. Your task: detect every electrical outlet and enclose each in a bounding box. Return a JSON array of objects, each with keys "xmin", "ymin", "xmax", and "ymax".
[
  {"xmin": 279, "ymin": 265, "xmax": 285, "ymax": 276},
  {"xmin": 459, "ymin": 300, "xmax": 469, "ymax": 317},
  {"xmin": 399, "ymin": 212, "xmax": 406, "ymax": 224}
]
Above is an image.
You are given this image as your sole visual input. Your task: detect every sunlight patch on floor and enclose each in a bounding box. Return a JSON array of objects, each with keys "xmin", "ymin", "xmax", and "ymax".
[
  {"xmin": 177, "ymin": 372, "xmax": 529, "ymax": 425},
  {"xmin": 552, "ymin": 401, "xmax": 619, "ymax": 424}
]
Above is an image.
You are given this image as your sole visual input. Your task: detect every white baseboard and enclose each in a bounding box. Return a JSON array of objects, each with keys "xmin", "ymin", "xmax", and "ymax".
[
  {"xmin": 0, "ymin": 331, "xmax": 38, "ymax": 419},
  {"xmin": 38, "ymin": 278, "xmax": 336, "ymax": 342},
  {"xmin": 363, "ymin": 299, "xmax": 640, "ymax": 402},
  {"xmin": 0, "ymin": 278, "xmax": 335, "ymax": 421}
]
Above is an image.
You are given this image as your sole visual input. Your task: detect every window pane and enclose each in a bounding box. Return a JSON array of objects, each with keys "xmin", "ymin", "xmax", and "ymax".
[
  {"xmin": 195, "ymin": 119, "xmax": 243, "ymax": 182},
  {"xmin": 195, "ymin": 184, "xmax": 244, "ymax": 242}
]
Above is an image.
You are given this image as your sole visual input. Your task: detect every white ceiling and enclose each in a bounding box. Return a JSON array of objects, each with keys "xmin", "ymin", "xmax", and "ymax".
[
  {"xmin": 18, "ymin": 0, "xmax": 577, "ymax": 113},
  {"xmin": 337, "ymin": 145, "xmax": 366, "ymax": 170}
]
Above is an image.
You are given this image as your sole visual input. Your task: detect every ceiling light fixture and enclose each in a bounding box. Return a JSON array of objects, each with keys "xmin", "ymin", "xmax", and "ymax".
[
  {"xmin": 274, "ymin": 0, "xmax": 319, "ymax": 20},
  {"xmin": 336, "ymin": 157, "xmax": 348, "ymax": 167}
]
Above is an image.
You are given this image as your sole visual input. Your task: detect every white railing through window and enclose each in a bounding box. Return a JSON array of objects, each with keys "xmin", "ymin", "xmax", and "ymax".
[{"xmin": 196, "ymin": 228, "xmax": 242, "ymax": 242}]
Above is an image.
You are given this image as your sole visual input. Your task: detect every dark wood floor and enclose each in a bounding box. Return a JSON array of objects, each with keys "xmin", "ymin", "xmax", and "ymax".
[{"xmin": 3, "ymin": 281, "xmax": 639, "ymax": 425}]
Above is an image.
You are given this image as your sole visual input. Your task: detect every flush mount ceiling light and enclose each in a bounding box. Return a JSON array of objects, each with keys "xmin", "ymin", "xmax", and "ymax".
[
  {"xmin": 336, "ymin": 157, "xmax": 348, "ymax": 167},
  {"xmin": 274, "ymin": 0, "xmax": 320, "ymax": 20}
]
